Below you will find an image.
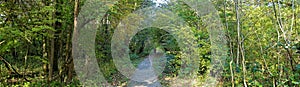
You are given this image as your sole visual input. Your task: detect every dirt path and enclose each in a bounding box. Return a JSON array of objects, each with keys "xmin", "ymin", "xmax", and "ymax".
[{"xmin": 127, "ymin": 51, "xmax": 166, "ymax": 87}]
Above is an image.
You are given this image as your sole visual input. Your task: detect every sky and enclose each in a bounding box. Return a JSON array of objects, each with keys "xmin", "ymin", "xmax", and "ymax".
[{"xmin": 152, "ymin": 0, "xmax": 169, "ymax": 7}]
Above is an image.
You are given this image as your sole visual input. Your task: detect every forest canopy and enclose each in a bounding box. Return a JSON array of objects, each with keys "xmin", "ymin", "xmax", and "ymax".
[{"xmin": 0, "ymin": 0, "xmax": 299, "ymax": 86}]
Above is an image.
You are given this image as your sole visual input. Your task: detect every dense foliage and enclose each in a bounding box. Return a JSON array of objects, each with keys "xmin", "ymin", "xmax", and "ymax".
[{"xmin": 0, "ymin": 0, "xmax": 299, "ymax": 86}]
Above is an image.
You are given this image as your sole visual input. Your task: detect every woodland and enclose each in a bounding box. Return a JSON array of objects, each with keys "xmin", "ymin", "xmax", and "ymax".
[{"xmin": 0, "ymin": 0, "xmax": 300, "ymax": 87}]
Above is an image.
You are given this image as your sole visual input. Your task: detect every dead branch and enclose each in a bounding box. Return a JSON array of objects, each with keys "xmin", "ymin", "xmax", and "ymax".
[{"xmin": 0, "ymin": 56, "xmax": 30, "ymax": 82}]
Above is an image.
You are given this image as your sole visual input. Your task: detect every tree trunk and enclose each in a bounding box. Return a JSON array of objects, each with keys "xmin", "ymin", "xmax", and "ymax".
[
  {"xmin": 66, "ymin": 0, "xmax": 79, "ymax": 83},
  {"xmin": 235, "ymin": 0, "xmax": 247, "ymax": 86}
]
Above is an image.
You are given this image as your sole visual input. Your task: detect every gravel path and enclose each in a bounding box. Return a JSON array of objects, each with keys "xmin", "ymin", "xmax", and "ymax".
[{"xmin": 127, "ymin": 51, "xmax": 165, "ymax": 87}]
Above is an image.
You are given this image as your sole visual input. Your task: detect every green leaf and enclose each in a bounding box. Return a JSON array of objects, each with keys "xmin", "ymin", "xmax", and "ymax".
[
  {"xmin": 292, "ymin": 81, "xmax": 300, "ymax": 85},
  {"xmin": 32, "ymin": 26, "xmax": 56, "ymax": 32},
  {"xmin": 296, "ymin": 64, "xmax": 300, "ymax": 71}
]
